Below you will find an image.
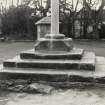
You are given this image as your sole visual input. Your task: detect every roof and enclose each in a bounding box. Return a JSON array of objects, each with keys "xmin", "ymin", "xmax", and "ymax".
[{"xmin": 36, "ymin": 16, "xmax": 51, "ymax": 25}]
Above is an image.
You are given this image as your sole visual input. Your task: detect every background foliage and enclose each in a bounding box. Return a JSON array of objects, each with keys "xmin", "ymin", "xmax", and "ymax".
[{"xmin": 0, "ymin": 0, "xmax": 105, "ymax": 40}]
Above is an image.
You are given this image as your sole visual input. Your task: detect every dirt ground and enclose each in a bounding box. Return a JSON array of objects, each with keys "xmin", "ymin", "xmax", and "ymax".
[
  {"xmin": 0, "ymin": 40, "xmax": 105, "ymax": 105},
  {"xmin": 2, "ymin": 88, "xmax": 105, "ymax": 105}
]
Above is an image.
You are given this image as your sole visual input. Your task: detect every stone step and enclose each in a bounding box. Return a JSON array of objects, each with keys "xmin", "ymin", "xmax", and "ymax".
[
  {"xmin": 20, "ymin": 48, "xmax": 84, "ymax": 60},
  {"xmin": 0, "ymin": 56, "xmax": 105, "ymax": 83},
  {"xmin": 3, "ymin": 52, "xmax": 95, "ymax": 70},
  {"xmin": 0, "ymin": 65, "xmax": 94, "ymax": 82}
]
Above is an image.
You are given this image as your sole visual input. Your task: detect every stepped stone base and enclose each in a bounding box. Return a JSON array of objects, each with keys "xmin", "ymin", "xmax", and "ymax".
[
  {"xmin": 1, "ymin": 34, "xmax": 105, "ymax": 90},
  {"xmin": 3, "ymin": 51, "xmax": 95, "ymax": 70},
  {"xmin": 0, "ymin": 57, "xmax": 105, "ymax": 85}
]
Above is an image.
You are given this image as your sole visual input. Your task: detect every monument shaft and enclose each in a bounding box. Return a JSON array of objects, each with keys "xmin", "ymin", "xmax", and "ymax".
[
  {"xmin": 34, "ymin": 0, "xmax": 73, "ymax": 52},
  {"xmin": 51, "ymin": 0, "xmax": 59, "ymax": 34}
]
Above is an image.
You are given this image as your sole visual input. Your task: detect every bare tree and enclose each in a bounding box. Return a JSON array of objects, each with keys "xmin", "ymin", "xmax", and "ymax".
[
  {"xmin": 84, "ymin": 0, "xmax": 105, "ymax": 38},
  {"xmin": 5, "ymin": 0, "xmax": 7, "ymax": 10},
  {"xmin": 17, "ymin": 0, "xmax": 19, "ymax": 6},
  {"xmin": 12, "ymin": 0, "xmax": 14, "ymax": 6}
]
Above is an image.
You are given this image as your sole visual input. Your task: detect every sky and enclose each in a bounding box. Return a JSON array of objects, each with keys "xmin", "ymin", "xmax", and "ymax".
[
  {"xmin": 0, "ymin": 0, "xmax": 21, "ymax": 9},
  {"xmin": 0, "ymin": 0, "xmax": 102, "ymax": 11}
]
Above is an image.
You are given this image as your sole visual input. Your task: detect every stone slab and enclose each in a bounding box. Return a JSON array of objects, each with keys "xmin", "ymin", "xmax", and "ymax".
[
  {"xmin": 0, "ymin": 64, "xmax": 94, "ymax": 82},
  {"xmin": 20, "ymin": 48, "xmax": 84, "ymax": 60},
  {"xmin": 3, "ymin": 52, "xmax": 95, "ymax": 70}
]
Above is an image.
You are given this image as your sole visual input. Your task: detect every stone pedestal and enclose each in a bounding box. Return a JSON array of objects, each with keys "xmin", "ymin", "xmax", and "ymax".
[{"xmin": 35, "ymin": 34, "xmax": 73, "ymax": 53}]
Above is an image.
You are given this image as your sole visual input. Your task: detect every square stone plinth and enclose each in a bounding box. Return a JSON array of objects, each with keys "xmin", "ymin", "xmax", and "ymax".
[{"xmin": 34, "ymin": 37, "xmax": 73, "ymax": 52}]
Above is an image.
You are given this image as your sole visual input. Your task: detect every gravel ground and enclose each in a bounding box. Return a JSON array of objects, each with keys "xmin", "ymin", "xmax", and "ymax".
[
  {"xmin": 74, "ymin": 40, "xmax": 105, "ymax": 57},
  {"xmin": 0, "ymin": 40, "xmax": 105, "ymax": 105},
  {"xmin": 0, "ymin": 42, "xmax": 34, "ymax": 63},
  {"xmin": 2, "ymin": 88, "xmax": 105, "ymax": 105}
]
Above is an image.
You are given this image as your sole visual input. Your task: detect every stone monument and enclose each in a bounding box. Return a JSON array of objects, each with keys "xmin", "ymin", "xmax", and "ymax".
[
  {"xmin": 35, "ymin": 0, "xmax": 73, "ymax": 53},
  {"xmin": 0, "ymin": 0, "xmax": 105, "ymax": 89}
]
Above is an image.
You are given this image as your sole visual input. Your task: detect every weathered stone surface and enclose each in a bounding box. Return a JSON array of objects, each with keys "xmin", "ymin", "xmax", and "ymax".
[
  {"xmin": 3, "ymin": 62, "xmax": 16, "ymax": 68},
  {"xmin": 8, "ymin": 85, "xmax": 25, "ymax": 92},
  {"xmin": 45, "ymin": 34, "xmax": 65, "ymax": 39},
  {"xmin": 2, "ymin": 48, "xmax": 105, "ymax": 90},
  {"xmin": 94, "ymin": 57, "xmax": 105, "ymax": 78},
  {"xmin": 41, "ymin": 82, "xmax": 94, "ymax": 89},
  {"xmin": 0, "ymin": 78, "xmax": 54, "ymax": 93},
  {"xmin": 3, "ymin": 52, "xmax": 95, "ymax": 70},
  {"xmin": 0, "ymin": 57, "xmax": 103, "ymax": 79},
  {"xmin": 0, "ymin": 79, "xmax": 95, "ymax": 92},
  {"xmin": 34, "ymin": 37, "xmax": 73, "ymax": 52},
  {"xmin": 20, "ymin": 48, "xmax": 84, "ymax": 60},
  {"xmin": 68, "ymin": 75, "xmax": 94, "ymax": 83},
  {"xmin": 0, "ymin": 64, "xmax": 94, "ymax": 82},
  {"xmin": 29, "ymin": 83, "xmax": 54, "ymax": 94},
  {"xmin": 1, "ymin": 66, "xmax": 68, "ymax": 82},
  {"xmin": 1, "ymin": 56, "xmax": 105, "ymax": 90}
]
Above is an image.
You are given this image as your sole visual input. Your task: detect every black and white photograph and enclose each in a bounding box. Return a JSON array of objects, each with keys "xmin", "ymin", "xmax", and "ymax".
[{"xmin": 0, "ymin": 0, "xmax": 105, "ymax": 105}]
